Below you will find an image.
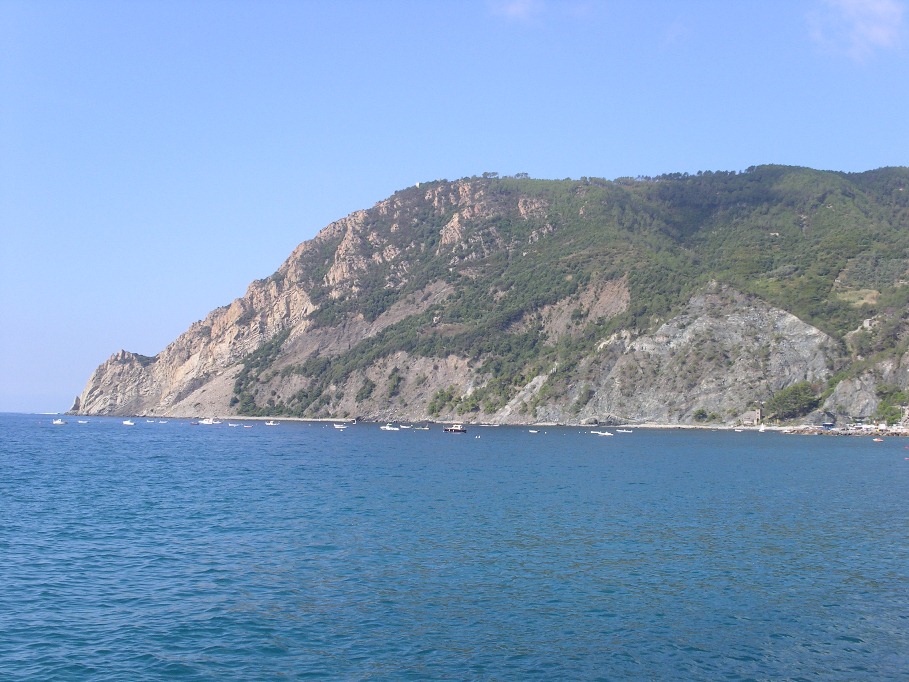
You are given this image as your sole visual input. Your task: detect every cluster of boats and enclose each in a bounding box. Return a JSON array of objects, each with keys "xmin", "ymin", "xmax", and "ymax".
[
  {"xmin": 377, "ymin": 423, "xmax": 463, "ymax": 432},
  {"xmin": 54, "ymin": 417, "xmax": 466, "ymax": 431},
  {"xmin": 52, "ymin": 418, "xmax": 636, "ymax": 436}
]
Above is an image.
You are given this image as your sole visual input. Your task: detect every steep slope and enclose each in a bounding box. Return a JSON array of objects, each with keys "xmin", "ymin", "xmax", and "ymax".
[{"xmin": 75, "ymin": 166, "xmax": 909, "ymax": 425}]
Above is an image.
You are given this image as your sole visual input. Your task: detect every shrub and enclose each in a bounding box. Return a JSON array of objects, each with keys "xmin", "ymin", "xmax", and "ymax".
[
  {"xmin": 356, "ymin": 378, "xmax": 376, "ymax": 402},
  {"xmin": 767, "ymin": 382, "xmax": 819, "ymax": 420}
]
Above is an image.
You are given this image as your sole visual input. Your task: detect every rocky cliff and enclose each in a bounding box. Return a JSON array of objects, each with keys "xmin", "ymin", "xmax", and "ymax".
[{"xmin": 75, "ymin": 167, "xmax": 909, "ymax": 425}]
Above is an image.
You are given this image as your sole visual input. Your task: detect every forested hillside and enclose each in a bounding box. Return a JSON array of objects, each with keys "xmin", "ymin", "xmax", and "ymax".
[{"xmin": 76, "ymin": 166, "xmax": 909, "ymax": 425}]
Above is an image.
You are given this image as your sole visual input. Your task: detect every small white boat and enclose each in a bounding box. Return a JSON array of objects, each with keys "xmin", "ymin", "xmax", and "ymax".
[
  {"xmin": 77, "ymin": 420, "xmax": 89, "ymax": 424},
  {"xmin": 590, "ymin": 430, "xmax": 613, "ymax": 436},
  {"xmin": 443, "ymin": 424, "xmax": 467, "ymax": 433},
  {"xmin": 199, "ymin": 417, "xmax": 221, "ymax": 425},
  {"xmin": 380, "ymin": 423, "xmax": 400, "ymax": 431},
  {"xmin": 529, "ymin": 429, "xmax": 539, "ymax": 434},
  {"xmin": 400, "ymin": 424, "xmax": 412, "ymax": 429},
  {"xmin": 228, "ymin": 423, "xmax": 240, "ymax": 427},
  {"xmin": 243, "ymin": 424, "xmax": 253, "ymax": 428},
  {"xmin": 52, "ymin": 418, "xmax": 66, "ymax": 425},
  {"xmin": 414, "ymin": 425, "xmax": 430, "ymax": 430},
  {"xmin": 123, "ymin": 419, "xmax": 135, "ymax": 426},
  {"xmin": 333, "ymin": 423, "xmax": 347, "ymax": 429},
  {"xmin": 265, "ymin": 421, "xmax": 279, "ymax": 426},
  {"xmin": 158, "ymin": 420, "xmax": 167, "ymax": 424}
]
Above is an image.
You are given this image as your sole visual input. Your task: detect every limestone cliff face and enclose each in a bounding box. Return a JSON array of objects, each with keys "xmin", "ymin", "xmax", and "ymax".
[
  {"xmin": 77, "ymin": 237, "xmax": 320, "ymax": 416},
  {"xmin": 75, "ymin": 179, "xmax": 529, "ymax": 417},
  {"xmin": 74, "ymin": 170, "xmax": 909, "ymax": 424},
  {"xmin": 542, "ymin": 285, "xmax": 840, "ymax": 424}
]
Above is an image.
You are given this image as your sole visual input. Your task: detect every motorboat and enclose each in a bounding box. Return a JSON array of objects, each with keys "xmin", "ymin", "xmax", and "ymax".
[
  {"xmin": 123, "ymin": 419, "xmax": 135, "ymax": 426},
  {"xmin": 52, "ymin": 418, "xmax": 66, "ymax": 425},
  {"xmin": 443, "ymin": 424, "xmax": 467, "ymax": 433},
  {"xmin": 590, "ymin": 430, "xmax": 613, "ymax": 436},
  {"xmin": 380, "ymin": 423, "xmax": 400, "ymax": 431},
  {"xmin": 265, "ymin": 421, "xmax": 279, "ymax": 426},
  {"xmin": 333, "ymin": 423, "xmax": 348, "ymax": 429}
]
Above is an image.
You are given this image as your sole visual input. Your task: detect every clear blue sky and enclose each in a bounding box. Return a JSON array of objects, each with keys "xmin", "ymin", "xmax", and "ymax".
[{"xmin": 1, "ymin": 0, "xmax": 907, "ymax": 413}]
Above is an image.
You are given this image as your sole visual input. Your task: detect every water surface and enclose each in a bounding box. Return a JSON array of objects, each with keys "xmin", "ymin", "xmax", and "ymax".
[{"xmin": 1, "ymin": 415, "xmax": 907, "ymax": 679}]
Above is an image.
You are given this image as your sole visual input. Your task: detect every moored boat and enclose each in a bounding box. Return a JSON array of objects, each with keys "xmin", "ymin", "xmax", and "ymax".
[{"xmin": 443, "ymin": 423, "xmax": 467, "ymax": 433}]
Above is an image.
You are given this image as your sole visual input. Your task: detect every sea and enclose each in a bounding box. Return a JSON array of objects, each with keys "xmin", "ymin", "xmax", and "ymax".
[{"xmin": 1, "ymin": 413, "xmax": 907, "ymax": 681}]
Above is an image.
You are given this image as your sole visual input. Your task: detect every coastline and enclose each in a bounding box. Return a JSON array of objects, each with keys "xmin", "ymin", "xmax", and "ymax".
[{"xmin": 68, "ymin": 411, "xmax": 906, "ymax": 436}]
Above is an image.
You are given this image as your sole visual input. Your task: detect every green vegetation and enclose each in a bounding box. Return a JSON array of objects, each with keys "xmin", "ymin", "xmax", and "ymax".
[
  {"xmin": 356, "ymin": 378, "xmax": 376, "ymax": 402},
  {"xmin": 386, "ymin": 367, "xmax": 403, "ymax": 399},
  {"xmin": 226, "ymin": 166, "xmax": 909, "ymax": 418},
  {"xmin": 428, "ymin": 386, "xmax": 458, "ymax": 417},
  {"xmin": 875, "ymin": 385, "xmax": 909, "ymax": 425},
  {"xmin": 767, "ymin": 382, "xmax": 820, "ymax": 421},
  {"xmin": 232, "ymin": 329, "xmax": 290, "ymax": 415}
]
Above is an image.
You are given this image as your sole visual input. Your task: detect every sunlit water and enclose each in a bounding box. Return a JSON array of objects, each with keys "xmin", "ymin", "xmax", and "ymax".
[{"xmin": 1, "ymin": 414, "xmax": 907, "ymax": 680}]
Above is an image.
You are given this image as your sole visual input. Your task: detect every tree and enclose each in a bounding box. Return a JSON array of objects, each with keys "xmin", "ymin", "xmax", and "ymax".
[{"xmin": 767, "ymin": 382, "xmax": 819, "ymax": 420}]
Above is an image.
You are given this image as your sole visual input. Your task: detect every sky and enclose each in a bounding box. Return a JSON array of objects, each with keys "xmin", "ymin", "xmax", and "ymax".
[{"xmin": 1, "ymin": 0, "xmax": 907, "ymax": 413}]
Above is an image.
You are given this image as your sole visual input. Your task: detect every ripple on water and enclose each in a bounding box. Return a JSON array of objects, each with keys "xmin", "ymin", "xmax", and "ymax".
[{"xmin": 1, "ymin": 416, "xmax": 908, "ymax": 679}]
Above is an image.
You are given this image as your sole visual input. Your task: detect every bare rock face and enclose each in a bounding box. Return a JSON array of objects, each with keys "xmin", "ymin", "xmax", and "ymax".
[
  {"xmin": 526, "ymin": 284, "xmax": 842, "ymax": 425},
  {"xmin": 76, "ymin": 244, "xmax": 319, "ymax": 416},
  {"xmin": 78, "ymin": 350, "xmax": 161, "ymax": 416},
  {"xmin": 74, "ymin": 178, "xmax": 540, "ymax": 418},
  {"xmin": 822, "ymin": 373, "xmax": 880, "ymax": 421}
]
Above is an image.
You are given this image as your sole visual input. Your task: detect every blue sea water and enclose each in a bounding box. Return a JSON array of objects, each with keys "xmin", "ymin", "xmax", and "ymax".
[{"xmin": 1, "ymin": 414, "xmax": 907, "ymax": 680}]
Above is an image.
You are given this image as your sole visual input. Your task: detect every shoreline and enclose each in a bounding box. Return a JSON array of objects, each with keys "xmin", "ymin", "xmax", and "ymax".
[{"xmin": 66, "ymin": 412, "xmax": 905, "ymax": 436}]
